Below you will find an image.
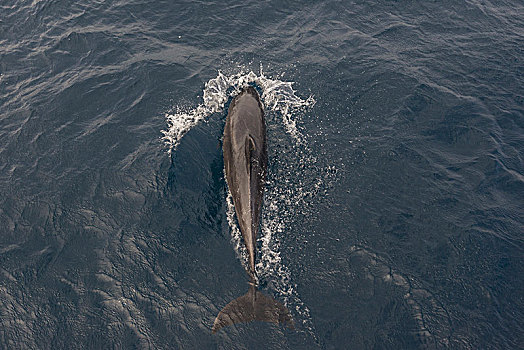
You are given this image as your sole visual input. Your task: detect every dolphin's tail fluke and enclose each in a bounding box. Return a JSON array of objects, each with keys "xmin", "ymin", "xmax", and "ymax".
[{"xmin": 212, "ymin": 285, "xmax": 294, "ymax": 333}]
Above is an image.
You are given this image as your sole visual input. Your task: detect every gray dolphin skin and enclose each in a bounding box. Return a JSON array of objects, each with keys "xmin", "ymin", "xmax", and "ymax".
[{"xmin": 213, "ymin": 86, "xmax": 293, "ymax": 333}]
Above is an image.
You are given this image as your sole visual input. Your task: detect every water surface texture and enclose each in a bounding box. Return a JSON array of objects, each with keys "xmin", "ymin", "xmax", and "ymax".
[{"xmin": 1, "ymin": 0, "xmax": 523, "ymax": 349}]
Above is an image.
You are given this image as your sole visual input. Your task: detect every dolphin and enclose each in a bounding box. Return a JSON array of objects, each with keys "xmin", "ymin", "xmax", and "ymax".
[{"xmin": 213, "ymin": 86, "xmax": 294, "ymax": 333}]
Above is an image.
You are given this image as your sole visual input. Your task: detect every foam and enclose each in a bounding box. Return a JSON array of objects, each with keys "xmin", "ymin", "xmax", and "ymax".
[{"xmin": 161, "ymin": 69, "xmax": 315, "ymax": 152}]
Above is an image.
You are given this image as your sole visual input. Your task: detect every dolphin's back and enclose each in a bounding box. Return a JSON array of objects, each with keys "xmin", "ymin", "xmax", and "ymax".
[{"xmin": 223, "ymin": 86, "xmax": 267, "ymax": 276}]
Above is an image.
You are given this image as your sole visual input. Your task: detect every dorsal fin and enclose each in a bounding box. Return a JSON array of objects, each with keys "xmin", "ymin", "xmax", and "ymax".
[
  {"xmin": 245, "ymin": 135, "xmax": 256, "ymax": 174},
  {"xmin": 248, "ymin": 135, "xmax": 256, "ymax": 152}
]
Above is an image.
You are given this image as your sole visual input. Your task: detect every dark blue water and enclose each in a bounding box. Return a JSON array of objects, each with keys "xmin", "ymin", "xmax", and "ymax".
[{"xmin": 1, "ymin": 0, "xmax": 523, "ymax": 349}]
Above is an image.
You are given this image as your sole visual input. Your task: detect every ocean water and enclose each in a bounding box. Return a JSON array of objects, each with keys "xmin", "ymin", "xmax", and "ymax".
[{"xmin": 1, "ymin": 0, "xmax": 523, "ymax": 349}]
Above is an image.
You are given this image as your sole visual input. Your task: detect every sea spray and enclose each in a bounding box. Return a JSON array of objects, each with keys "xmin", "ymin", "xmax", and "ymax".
[{"xmin": 161, "ymin": 70, "xmax": 315, "ymax": 152}]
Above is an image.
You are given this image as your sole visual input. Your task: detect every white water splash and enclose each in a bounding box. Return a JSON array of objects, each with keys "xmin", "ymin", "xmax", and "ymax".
[
  {"xmin": 161, "ymin": 69, "xmax": 315, "ymax": 151},
  {"xmin": 225, "ymin": 190, "xmax": 247, "ymax": 268}
]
